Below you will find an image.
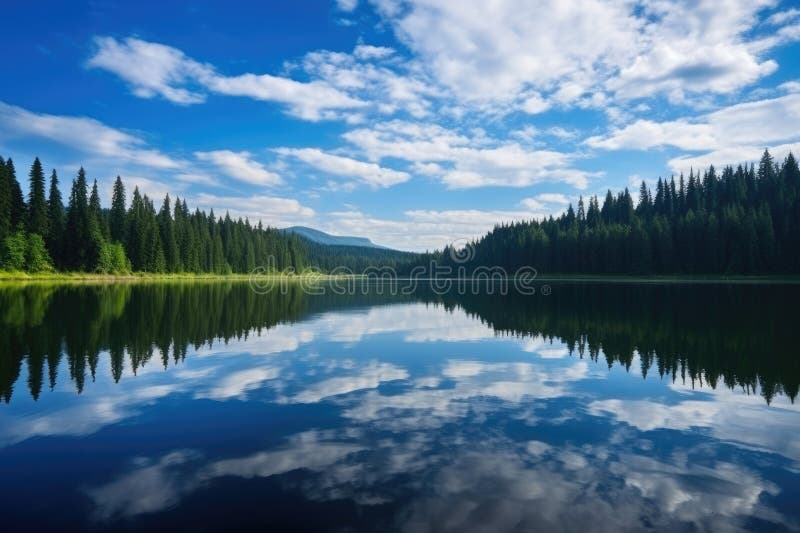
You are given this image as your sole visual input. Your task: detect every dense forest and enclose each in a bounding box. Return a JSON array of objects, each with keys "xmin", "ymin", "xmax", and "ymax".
[
  {"xmin": 419, "ymin": 149, "xmax": 800, "ymax": 275},
  {"xmin": 0, "ymin": 155, "xmax": 416, "ymax": 274},
  {"xmin": 3, "ymin": 149, "xmax": 800, "ymax": 275}
]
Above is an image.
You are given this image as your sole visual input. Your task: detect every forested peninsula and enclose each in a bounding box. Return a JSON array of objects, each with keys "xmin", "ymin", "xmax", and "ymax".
[{"xmin": 419, "ymin": 149, "xmax": 800, "ymax": 276}]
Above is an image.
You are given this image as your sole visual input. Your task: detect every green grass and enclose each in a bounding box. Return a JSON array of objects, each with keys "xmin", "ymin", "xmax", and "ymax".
[
  {"xmin": 2, "ymin": 270, "xmax": 799, "ymax": 285},
  {"xmin": 0, "ymin": 270, "xmax": 358, "ymax": 284}
]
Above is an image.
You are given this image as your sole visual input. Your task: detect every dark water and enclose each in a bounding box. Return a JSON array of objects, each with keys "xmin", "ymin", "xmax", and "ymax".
[{"xmin": 1, "ymin": 281, "xmax": 799, "ymax": 532}]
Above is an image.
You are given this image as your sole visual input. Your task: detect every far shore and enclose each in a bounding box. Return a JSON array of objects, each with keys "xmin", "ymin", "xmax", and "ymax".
[
  {"xmin": 2, "ymin": 271, "xmax": 800, "ymax": 285},
  {"xmin": 0, "ymin": 272, "xmax": 354, "ymax": 284}
]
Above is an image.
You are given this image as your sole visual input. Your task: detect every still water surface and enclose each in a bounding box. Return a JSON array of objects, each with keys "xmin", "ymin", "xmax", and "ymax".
[{"xmin": 0, "ymin": 281, "xmax": 798, "ymax": 532}]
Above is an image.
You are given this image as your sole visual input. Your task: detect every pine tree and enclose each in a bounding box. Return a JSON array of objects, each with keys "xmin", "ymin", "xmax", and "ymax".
[
  {"xmin": 89, "ymin": 179, "xmax": 109, "ymax": 239},
  {"xmin": 0, "ymin": 156, "xmax": 10, "ymax": 239},
  {"xmin": 6, "ymin": 158, "xmax": 26, "ymax": 230},
  {"xmin": 46, "ymin": 170, "xmax": 65, "ymax": 266},
  {"xmin": 109, "ymin": 176, "xmax": 126, "ymax": 243},
  {"xmin": 158, "ymin": 194, "xmax": 180, "ymax": 272},
  {"xmin": 27, "ymin": 157, "xmax": 48, "ymax": 237},
  {"xmin": 63, "ymin": 168, "xmax": 90, "ymax": 270}
]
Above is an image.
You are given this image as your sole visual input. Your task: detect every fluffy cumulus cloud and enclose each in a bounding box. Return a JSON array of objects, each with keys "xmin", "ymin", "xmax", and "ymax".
[
  {"xmin": 342, "ymin": 120, "xmax": 596, "ymax": 189},
  {"xmin": 368, "ymin": 0, "xmax": 799, "ymax": 107},
  {"xmin": 586, "ymin": 93, "xmax": 800, "ymax": 172}
]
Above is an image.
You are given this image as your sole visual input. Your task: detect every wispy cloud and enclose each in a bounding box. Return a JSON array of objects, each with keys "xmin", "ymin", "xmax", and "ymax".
[
  {"xmin": 277, "ymin": 147, "xmax": 410, "ymax": 189},
  {"xmin": 0, "ymin": 101, "xmax": 182, "ymax": 169},
  {"xmin": 194, "ymin": 150, "xmax": 283, "ymax": 186},
  {"xmin": 88, "ymin": 37, "xmax": 366, "ymax": 120}
]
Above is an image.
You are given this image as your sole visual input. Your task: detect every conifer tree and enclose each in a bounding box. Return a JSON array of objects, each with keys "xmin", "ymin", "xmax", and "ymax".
[
  {"xmin": 0, "ymin": 156, "xmax": 10, "ymax": 239},
  {"xmin": 46, "ymin": 170, "xmax": 65, "ymax": 266},
  {"xmin": 6, "ymin": 158, "xmax": 26, "ymax": 230},
  {"xmin": 27, "ymin": 157, "xmax": 48, "ymax": 237},
  {"xmin": 63, "ymin": 168, "xmax": 90, "ymax": 270},
  {"xmin": 109, "ymin": 176, "xmax": 126, "ymax": 243},
  {"xmin": 158, "ymin": 194, "xmax": 180, "ymax": 272}
]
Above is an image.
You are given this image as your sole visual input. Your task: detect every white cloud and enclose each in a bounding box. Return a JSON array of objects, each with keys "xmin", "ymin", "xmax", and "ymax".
[
  {"xmin": 113, "ymin": 176, "xmax": 183, "ymax": 204},
  {"xmin": 0, "ymin": 101, "xmax": 182, "ymax": 169},
  {"xmin": 88, "ymin": 37, "xmax": 366, "ymax": 120},
  {"xmin": 510, "ymin": 126, "xmax": 540, "ymax": 143},
  {"xmin": 277, "ymin": 147, "xmax": 410, "ymax": 188},
  {"xmin": 194, "ymin": 150, "xmax": 283, "ymax": 186},
  {"xmin": 519, "ymin": 193, "xmax": 573, "ymax": 211},
  {"xmin": 368, "ymin": 0, "xmax": 799, "ymax": 109},
  {"xmin": 336, "ymin": 0, "xmax": 359, "ymax": 11},
  {"xmin": 321, "ymin": 207, "xmax": 547, "ymax": 251},
  {"xmin": 205, "ymin": 74, "xmax": 366, "ymax": 121},
  {"xmin": 547, "ymin": 127, "xmax": 579, "ymax": 141},
  {"xmin": 607, "ymin": 0, "xmax": 781, "ymax": 101},
  {"xmin": 521, "ymin": 93, "xmax": 550, "ymax": 114},
  {"xmin": 586, "ymin": 93, "xmax": 800, "ymax": 173},
  {"xmin": 174, "ymin": 172, "xmax": 221, "ymax": 187},
  {"xmin": 779, "ymin": 80, "xmax": 800, "ymax": 93},
  {"xmin": 369, "ymin": 0, "xmax": 638, "ymax": 104},
  {"xmin": 299, "ymin": 46, "xmax": 440, "ymax": 119},
  {"xmin": 342, "ymin": 120, "xmax": 595, "ymax": 189},
  {"xmin": 88, "ymin": 36, "xmax": 210, "ymax": 105},
  {"xmin": 353, "ymin": 44, "xmax": 393, "ymax": 60},
  {"xmin": 189, "ymin": 192, "xmax": 314, "ymax": 227}
]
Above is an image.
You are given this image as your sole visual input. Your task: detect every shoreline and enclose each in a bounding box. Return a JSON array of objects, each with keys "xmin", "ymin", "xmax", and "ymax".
[
  {"xmin": 0, "ymin": 272, "xmax": 351, "ymax": 283},
  {"xmin": 2, "ymin": 272, "xmax": 800, "ymax": 284}
]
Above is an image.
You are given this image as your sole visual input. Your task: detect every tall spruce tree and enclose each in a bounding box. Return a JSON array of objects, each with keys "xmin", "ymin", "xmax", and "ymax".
[
  {"xmin": 46, "ymin": 170, "xmax": 65, "ymax": 266},
  {"xmin": 0, "ymin": 156, "xmax": 10, "ymax": 239},
  {"xmin": 158, "ymin": 194, "xmax": 180, "ymax": 272},
  {"xmin": 89, "ymin": 179, "xmax": 109, "ymax": 239},
  {"xmin": 27, "ymin": 157, "xmax": 48, "ymax": 237},
  {"xmin": 63, "ymin": 168, "xmax": 90, "ymax": 270},
  {"xmin": 126, "ymin": 187, "xmax": 147, "ymax": 271},
  {"xmin": 6, "ymin": 158, "xmax": 26, "ymax": 230},
  {"xmin": 109, "ymin": 176, "xmax": 126, "ymax": 243}
]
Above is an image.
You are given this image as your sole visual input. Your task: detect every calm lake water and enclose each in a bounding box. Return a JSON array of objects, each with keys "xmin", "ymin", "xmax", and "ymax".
[{"xmin": 0, "ymin": 281, "xmax": 799, "ymax": 532}]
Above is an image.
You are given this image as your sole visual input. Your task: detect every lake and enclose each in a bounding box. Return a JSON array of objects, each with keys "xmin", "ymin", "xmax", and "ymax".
[{"xmin": 0, "ymin": 280, "xmax": 798, "ymax": 532}]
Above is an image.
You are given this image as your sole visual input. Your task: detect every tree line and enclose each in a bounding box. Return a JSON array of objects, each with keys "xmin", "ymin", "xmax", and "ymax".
[
  {"xmin": 0, "ymin": 156, "xmax": 308, "ymax": 273},
  {"xmin": 4, "ymin": 148, "xmax": 800, "ymax": 276},
  {"xmin": 421, "ymin": 149, "xmax": 800, "ymax": 275}
]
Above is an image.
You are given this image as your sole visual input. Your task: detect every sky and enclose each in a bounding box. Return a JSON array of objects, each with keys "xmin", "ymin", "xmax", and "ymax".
[{"xmin": 1, "ymin": 0, "xmax": 799, "ymax": 251}]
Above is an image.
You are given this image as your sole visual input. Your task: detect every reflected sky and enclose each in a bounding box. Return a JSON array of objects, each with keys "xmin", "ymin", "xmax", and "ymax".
[{"xmin": 0, "ymin": 283, "xmax": 798, "ymax": 532}]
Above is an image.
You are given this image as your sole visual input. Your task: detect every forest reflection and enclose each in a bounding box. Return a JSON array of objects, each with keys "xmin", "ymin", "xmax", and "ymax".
[{"xmin": 0, "ymin": 281, "xmax": 797, "ymax": 404}]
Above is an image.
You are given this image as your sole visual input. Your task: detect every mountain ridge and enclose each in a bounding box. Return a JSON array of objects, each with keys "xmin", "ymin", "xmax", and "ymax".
[{"xmin": 280, "ymin": 226, "xmax": 391, "ymax": 250}]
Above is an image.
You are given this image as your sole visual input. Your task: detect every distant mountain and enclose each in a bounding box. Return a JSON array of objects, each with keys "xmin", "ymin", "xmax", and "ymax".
[{"xmin": 281, "ymin": 226, "xmax": 390, "ymax": 250}]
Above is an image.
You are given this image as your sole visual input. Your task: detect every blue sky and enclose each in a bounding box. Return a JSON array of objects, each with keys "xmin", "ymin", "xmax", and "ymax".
[{"xmin": 1, "ymin": 0, "xmax": 799, "ymax": 251}]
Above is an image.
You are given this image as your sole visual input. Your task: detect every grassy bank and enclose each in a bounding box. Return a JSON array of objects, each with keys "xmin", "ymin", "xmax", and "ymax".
[
  {"xmin": 2, "ymin": 271, "xmax": 799, "ymax": 284},
  {"xmin": 0, "ymin": 271, "xmax": 353, "ymax": 283}
]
